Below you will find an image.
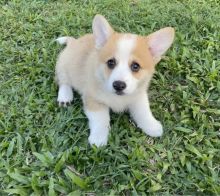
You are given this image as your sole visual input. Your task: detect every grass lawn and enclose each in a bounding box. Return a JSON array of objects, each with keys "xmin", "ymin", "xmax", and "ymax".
[{"xmin": 0, "ymin": 0, "xmax": 220, "ymax": 195}]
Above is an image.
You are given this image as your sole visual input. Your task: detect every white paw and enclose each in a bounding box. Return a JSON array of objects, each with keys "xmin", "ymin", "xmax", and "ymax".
[
  {"xmin": 88, "ymin": 133, "xmax": 108, "ymax": 147},
  {"xmin": 144, "ymin": 120, "xmax": 163, "ymax": 137},
  {"xmin": 57, "ymin": 85, "xmax": 73, "ymax": 107},
  {"xmin": 57, "ymin": 97, "xmax": 73, "ymax": 107}
]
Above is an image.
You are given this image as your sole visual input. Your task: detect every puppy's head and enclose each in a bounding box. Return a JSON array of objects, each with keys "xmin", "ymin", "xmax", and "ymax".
[{"xmin": 93, "ymin": 15, "xmax": 175, "ymax": 96}]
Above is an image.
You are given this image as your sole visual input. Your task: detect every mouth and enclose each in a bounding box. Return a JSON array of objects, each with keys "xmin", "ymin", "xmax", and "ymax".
[{"xmin": 115, "ymin": 91, "xmax": 125, "ymax": 96}]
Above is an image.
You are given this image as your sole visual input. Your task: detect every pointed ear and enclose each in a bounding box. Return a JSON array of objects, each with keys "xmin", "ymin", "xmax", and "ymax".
[
  {"xmin": 92, "ymin": 15, "xmax": 114, "ymax": 49},
  {"xmin": 147, "ymin": 27, "xmax": 175, "ymax": 64}
]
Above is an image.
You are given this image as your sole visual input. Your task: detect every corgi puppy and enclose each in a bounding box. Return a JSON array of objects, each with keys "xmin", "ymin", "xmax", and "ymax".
[{"xmin": 55, "ymin": 15, "xmax": 174, "ymax": 146}]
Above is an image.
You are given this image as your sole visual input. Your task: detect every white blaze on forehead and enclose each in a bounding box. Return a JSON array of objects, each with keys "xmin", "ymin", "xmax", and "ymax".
[
  {"xmin": 114, "ymin": 34, "xmax": 137, "ymax": 80},
  {"xmin": 116, "ymin": 34, "xmax": 137, "ymax": 61}
]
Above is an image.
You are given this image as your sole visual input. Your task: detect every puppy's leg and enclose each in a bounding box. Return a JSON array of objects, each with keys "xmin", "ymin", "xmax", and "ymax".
[
  {"xmin": 84, "ymin": 98, "xmax": 110, "ymax": 146},
  {"xmin": 129, "ymin": 92, "xmax": 163, "ymax": 137},
  {"xmin": 57, "ymin": 84, "xmax": 73, "ymax": 107},
  {"xmin": 56, "ymin": 51, "xmax": 74, "ymax": 107}
]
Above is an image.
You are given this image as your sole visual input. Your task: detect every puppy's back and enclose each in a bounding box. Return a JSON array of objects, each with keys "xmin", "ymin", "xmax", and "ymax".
[{"xmin": 55, "ymin": 34, "xmax": 95, "ymax": 94}]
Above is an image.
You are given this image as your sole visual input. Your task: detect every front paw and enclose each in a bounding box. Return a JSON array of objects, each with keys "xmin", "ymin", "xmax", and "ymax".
[
  {"xmin": 57, "ymin": 90, "xmax": 73, "ymax": 107},
  {"xmin": 144, "ymin": 120, "xmax": 163, "ymax": 137},
  {"xmin": 57, "ymin": 99, "xmax": 72, "ymax": 107},
  {"xmin": 57, "ymin": 85, "xmax": 73, "ymax": 107},
  {"xmin": 88, "ymin": 133, "xmax": 108, "ymax": 147}
]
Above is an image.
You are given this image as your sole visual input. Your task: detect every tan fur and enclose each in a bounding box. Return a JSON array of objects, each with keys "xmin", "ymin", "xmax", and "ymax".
[
  {"xmin": 131, "ymin": 36, "xmax": 155, "ymax": 79},
  {"xmin": 55, "ymin": 15, "xmax": 175, "ymax": 146},
  {"xmin": 55, "ymin": 17, "xmax": 174, "ymax": 114},
  {"xmin": 56, "ymin": 34, "xmax": 95, "ymax": 93},
  {"xmin": 83, "ymin": 96, "xmax": 105, "ymax": 111},
  {"xmin": 56, "ymin": 33, "xmax": 154, "ymax": 111},
  {"xmin": 97, "ymin": 33, "xmax": 155, "ymax": 80},
  {"xmin": 98, "ymin": 33, "xmax": 121, "ymax": 78}
]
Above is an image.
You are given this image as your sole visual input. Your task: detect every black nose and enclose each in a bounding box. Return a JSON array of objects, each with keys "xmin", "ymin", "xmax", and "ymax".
[{"xmin": 113, "ymin": 80, "xmax": 126, "ymax": 92}]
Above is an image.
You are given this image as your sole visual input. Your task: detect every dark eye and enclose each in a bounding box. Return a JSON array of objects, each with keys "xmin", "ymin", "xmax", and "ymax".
[
  {"xmin": 107, "ymin": 58, "xmax": 116, "ymax": 69},
  {"xmin": 131, "ymin": 62, "xmax": 140, "ymax": 72}
]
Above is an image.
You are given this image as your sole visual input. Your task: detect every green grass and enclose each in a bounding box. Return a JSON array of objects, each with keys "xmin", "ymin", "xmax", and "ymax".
[{"xmin": 0, "ymin": 0, "xmax": 220, "ymax": 195}]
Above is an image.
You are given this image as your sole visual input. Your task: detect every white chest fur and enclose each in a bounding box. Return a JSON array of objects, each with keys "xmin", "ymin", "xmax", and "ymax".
[{"xmin": 95, "ymin": 88, "xmax": 137, "ymax": 112}]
